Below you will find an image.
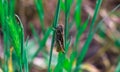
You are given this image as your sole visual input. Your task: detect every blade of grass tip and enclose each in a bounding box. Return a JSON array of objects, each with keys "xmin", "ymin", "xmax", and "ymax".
[
  {"xmin": 15, "ymin": 15, "xmax": 29, "ymax": 72},
  {"xmin": 15, "ymin": 15, "xmax": 24, "ymax": 61},
  {"xmin": 48, "ymin": 0, "xmax": 61, "ymax": 71},
  {"xmin": 34, "ymin": 0, "xmax": 45, "ymax": 33},
  {"xmin": 75, "ymin": 0, "xmax": 102, "ymax": 71},
  {"xmin": 74, "ymin": 0, "xmax": 82, "ymax": 29},
  {"xmin": 8, "ymin": 17, "xmax": 23, "ymax": 72},
  {"xmin": 14, "ymin": 15, "xmax": 24, "ymax": 71}
]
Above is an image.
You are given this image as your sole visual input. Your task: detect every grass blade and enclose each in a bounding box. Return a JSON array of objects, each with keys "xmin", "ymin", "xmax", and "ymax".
[
  {"xmin": 75, "ymin": 0, "xmax": 102, "ymax": 71},
  {"xmin": 15, "ymin": 15, "xmax": 29, "ymax": 72},
  {"xmin": 116, "ymin": 58, "xmax": 120, "ymax": 72},
  {"xmin": 48, "ymin": 0, "xmax": 61, "ymax": 71},
  {"xmin": 74, "ymin": 15, "xmax": 90, "ymax": 49},
  {"xmin": 54, "ymin": 0, "xmax": 73, "ymax": 71},
  {"xmin": 74, "ymin": 0, "xmax": 82, "ymax": 29},
  {"xmin": 9, "ymin": 0, "xmax": 16, "ymax": 16},
  {"xmin": 30, "ymin": 24, "xmax": 52, "ymax": 61},
  {"xmin": 34, "ymin": 0, "xmax": 45, "ymax": 33},
  {"xmin": 68, "ymin": 15, "xmax": 90, "ymax": 72}
]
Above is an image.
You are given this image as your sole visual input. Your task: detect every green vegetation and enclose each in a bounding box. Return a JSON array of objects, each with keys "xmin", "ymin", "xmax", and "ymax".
[{"xmin": 0, "ymin": 0, "xmax": 120, "ymax": 72}]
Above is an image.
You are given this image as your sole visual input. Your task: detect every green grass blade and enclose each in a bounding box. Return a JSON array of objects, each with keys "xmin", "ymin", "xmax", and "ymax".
[
  {"xmin": 7, "ymin": 16, "xmax": 23, "ymax": 71},
  {"xmin": 15, "ymin": 15, "xmax": 29, "ymax": 72},
  {"xmin": 54, "ymin": 53, "xmax": 65, "ymax": 72},
  {"xmin": 68, "ymin": 16, "xmax": 90, "ymax": 72},
  {"xmin": 74, "ymin": 15, "xmax": 90, "ymax": 49},
  {"xmin": 116, "ymin": 57, "xmax": 120, "ymax": 72},
  {"xmin": 34, "ymin": 0, "xmax": 45, "ymax": 33},
  {"xmin": 48, "ymin": 0, "xmax": 61, "ymax": 71},
  {"xmin": 0, "ymin": 1, "xmax": 10, "ymax": 72},
  {"xmin": 1, "ymin": 0, "xmax": 23, "ymax": 71},
  {"xmin": 31, "ymin": 27, "xmax": 52, "ymax": 60},
  {"xmin": 60, "ymin": 0, "xmax": 65, "ymax": 11},
  {"xmin": 9, "ymin": 0, "xmax": 16, "ymax": 16},
  {"xmin": 54, "ymin": 40, "xmax": 71, "ymax": 71},
  {"xmin": 30, "ymin": 23, "xmax": 52, "ymax": 61},
  {"xmin": 0, "ymin": 1, "xmax": 4, "ymax": 23},
  {"xmin": 30, "ymin": 23, "xmax": 41, "ymax": 44},
  {"xmin": 54, "ymin": 0, "xmax": 73, "ymax": 71},
  {"xmin": 61, "ymin": 0, "xmax": 73, "ymax": 14},
  {"xmin": 7, "ymin": 16, "xmax": 21, "ymax": 58},
  {"xmin": 64, "ymin": 0, "xmax": 68, "ymax": 51},
  {"xmin": 64, "ymin": 0, "xmax": 73, "ymax": 41},
  {"xmin": 75, "ymin": 0, "xmax": 102, "ymax": 71},
  {"xmin": 40, "ymin": 27, "xmax": 53, "ymax": 48},
  {"xmin": 116, "ymin": 62, "xmax": 120, "ymax": 72},
  {"xmin": 3, "ymin": 28, "xmax": 10, "ymax": 72},
  {"xmin": 74, "ymin": 0, "xmax": 82, "ymax": 29},
  {"xmin": 89, "ymin": 0, "xmax": 102, "ymax": 33},
  {"xmin": 15, "ymin": 15, "xmax": 24, "ymax": 60},
  {"xmin": 2, "ymin": 22, "xmax": 10, "ymax": 72}
]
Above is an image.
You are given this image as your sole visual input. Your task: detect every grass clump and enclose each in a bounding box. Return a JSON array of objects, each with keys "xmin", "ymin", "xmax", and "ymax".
[{"xmin": 0, "ymin": 0, "xmax": 28, "ymax": 72}]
